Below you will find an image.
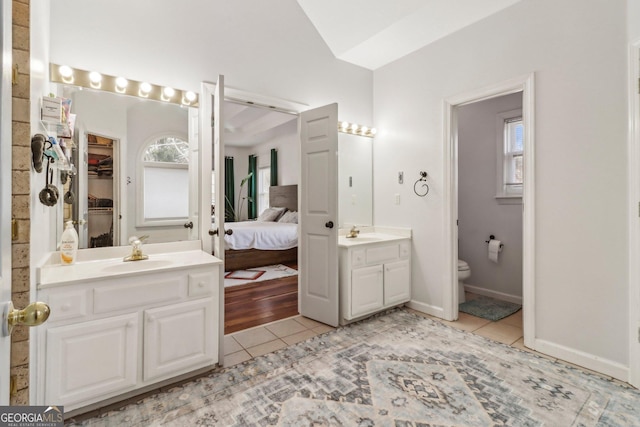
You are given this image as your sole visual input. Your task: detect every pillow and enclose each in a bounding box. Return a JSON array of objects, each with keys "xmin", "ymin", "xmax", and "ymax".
[
  {"xmin": 257, "ymin": 206, "xmax": 287, "ymax": 222},
  {"xmin": 278, "ymin": 211, "xmax": 298, "ymax": 224}
]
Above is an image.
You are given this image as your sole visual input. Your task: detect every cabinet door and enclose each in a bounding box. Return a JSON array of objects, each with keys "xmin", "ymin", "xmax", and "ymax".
[
  {"xmin": 45, "ymin": 313, "xmax": 138, "ymax": 409},
  {"xmin": 384, "ymin": 259, "xmax": 411, "ymax": 306},
  {"xmin": 144, "ymin": 299, "xmax": 215, "ymax": 381},
  {"xmin": 350, "ymin": 265, "xmax": 383, "ymax": 319}
]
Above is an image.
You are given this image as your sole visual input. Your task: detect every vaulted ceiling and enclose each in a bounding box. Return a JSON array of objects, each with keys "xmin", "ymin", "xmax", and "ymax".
[{"xmin": 296, "ymin": 0, "xmax": 522, "ymax": 70}]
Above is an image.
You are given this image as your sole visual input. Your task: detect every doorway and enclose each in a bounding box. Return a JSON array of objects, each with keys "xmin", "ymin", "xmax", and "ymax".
[
  {"xmin": 456, "ymin": 93, "xmax": 523, "ymax": 306},
  {"xmin": 444, "ymin": 74, "xmax": 535, "ymax": 348}
]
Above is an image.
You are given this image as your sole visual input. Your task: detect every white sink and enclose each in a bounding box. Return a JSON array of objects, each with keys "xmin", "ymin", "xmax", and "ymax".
[{"xmin": 101, "ymin": 258, "xmax": 175, "ymax": 274}]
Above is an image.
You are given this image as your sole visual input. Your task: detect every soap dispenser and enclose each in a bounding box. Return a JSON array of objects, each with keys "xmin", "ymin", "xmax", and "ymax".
[{"xmin": 60, "ymin": 221, "xmax": 78, "ymax": 265}]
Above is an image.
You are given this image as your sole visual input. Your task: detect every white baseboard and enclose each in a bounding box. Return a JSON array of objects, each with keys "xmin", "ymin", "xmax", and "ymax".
[
  {"xmin": 463, "ymin": 284, "xmax": 522, "ymax": 305},
  {"xmin": 534, "ymin": 338, "xmax": 629, "ymax": 382},
  {"xmin": 406, "ymin": 300, "xmax": 447, "ymax": 320}
]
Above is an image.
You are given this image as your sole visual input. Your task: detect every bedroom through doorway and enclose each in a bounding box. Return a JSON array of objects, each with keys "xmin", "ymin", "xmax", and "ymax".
[{"xmin": 218, "ymin": 100, "xmax": 301, "ymax": 334}]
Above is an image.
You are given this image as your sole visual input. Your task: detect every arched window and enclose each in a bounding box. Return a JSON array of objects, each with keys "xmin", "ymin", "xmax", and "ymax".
[{"xmin": 138, "ymin": 135, "xmax": 190, "ymax": 225}]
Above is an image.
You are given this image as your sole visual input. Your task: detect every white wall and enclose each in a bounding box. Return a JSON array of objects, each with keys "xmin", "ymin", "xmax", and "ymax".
[
  {"xmin": 48, "ymin": 0, "xmax": 373, "ymax": 127},
  {"xmin": 373, "ymin": 0, "xmax": 629, "ymax": 374},
  {"xmin": 458, "ymin": 93, "xmax": 523, "ymax": 300}
]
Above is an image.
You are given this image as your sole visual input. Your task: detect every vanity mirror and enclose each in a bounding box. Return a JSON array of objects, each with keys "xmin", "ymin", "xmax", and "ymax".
[
  {"xmin": 49, "ymin": 83, "xmax": 199, "ymax": 250},
  {"xmin": 338, "ymin": 132, "xmax": 373, "ymax": 227}
]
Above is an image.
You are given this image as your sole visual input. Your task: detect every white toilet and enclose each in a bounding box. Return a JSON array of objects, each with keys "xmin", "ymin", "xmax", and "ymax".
[{"xmin": 458, "ymin": 259, "xmax": 471, "ymax": 303}]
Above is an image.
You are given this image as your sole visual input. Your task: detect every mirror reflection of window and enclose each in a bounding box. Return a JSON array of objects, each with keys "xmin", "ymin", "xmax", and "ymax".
[
  {"xmin": 257, "ymin": 166, "xmax": 271, "ymax": 216},
  {"xmin": 141, "ymin": 136, "xmax": 190, "ymax": 223}
]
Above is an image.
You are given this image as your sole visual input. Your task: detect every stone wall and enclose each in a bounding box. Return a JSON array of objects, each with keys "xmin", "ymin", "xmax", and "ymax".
[{"xmin": 11, "ymin": 0, "xmax": 31, "ymax": 405}]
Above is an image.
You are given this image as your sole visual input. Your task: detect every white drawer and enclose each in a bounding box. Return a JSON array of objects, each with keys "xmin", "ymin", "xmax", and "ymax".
[
  {"xmin": 365, "ymin": 244, "xmax": 399, "ymax": 265},
  {"xmin": 351, "ymin": 250, "xmax": 366, "ymax": 267},
  {"xmin": 188, "ymin": 271, "xmax": 214, "ymax": 297},
  {"xmin": 94, "ymin": 278, "xmax": 182, "ymax": 314},
  {"xmin": 47, "ymin": 289, "xmax": 90, "ymax": 322}
]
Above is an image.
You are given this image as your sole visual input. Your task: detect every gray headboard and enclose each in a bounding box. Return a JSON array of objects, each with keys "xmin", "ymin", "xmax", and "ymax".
[{"xmin": 269, "ymin": 185, "xmax": 298, "ymax": 212}]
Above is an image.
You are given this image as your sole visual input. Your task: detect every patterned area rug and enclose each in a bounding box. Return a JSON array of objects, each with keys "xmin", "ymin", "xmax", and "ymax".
[
  {"xmin": 223, "ymin": 264, "xmax": 297, "ymax": 287},
  {"xmin": 69, "ymin": 309, "xmax": 640, "ymax": 426},
  {"xmin": 459, "ymin": 295, "xmax": 522, "ymax": 321}
]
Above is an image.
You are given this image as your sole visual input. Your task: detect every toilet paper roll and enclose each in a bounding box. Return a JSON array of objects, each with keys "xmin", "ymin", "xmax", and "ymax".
[{"xmin": 488, "ymin": 239, "xmax": 502, "ymax": 263}]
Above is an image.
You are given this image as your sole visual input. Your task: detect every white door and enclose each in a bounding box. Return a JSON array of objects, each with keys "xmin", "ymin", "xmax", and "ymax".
[
  {"xmin": 199, "ymin": 77, "xmax": 225, "ymax": 363},
  {"xmin": 299, "ymin": 103, "xmax": 339, "ymax": 327},
  {"xmin": 187, "ymin": 107, "xmax": 200, "ymax": 240},
  {"xmin": 0, "ymin": 0, "xmax": 12, "ymax": 404},
  {"xmin": 143, "ymin": 298, "xmax": 214, "ymax": 381}
]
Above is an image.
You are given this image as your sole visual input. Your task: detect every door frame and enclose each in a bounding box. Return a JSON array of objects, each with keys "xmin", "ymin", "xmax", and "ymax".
[
  {"xmin": 443, "ymin": 74, "xmax": 535, "ymax": 347},
  {"xmin": 627, "ymin": 41, "xmax": 640, "ymax": 388},
  {"xmin": 0, "ymin": 0, "xmax": 11, "ymax": 404}
]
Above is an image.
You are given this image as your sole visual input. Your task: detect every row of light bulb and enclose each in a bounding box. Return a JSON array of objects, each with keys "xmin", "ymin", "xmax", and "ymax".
[
  {"xmin": 339, "ymin": 121, "xmax": 377, "ymax": 137},
  {"xmin": 55, "ymin": 64, "xmax": 198, "ymax": 106}
]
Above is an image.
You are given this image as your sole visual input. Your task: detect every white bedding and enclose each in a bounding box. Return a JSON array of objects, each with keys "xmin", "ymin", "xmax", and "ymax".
[{"xmin": 224, "ymin": 221, "xmax": 298, "ymax": 250}]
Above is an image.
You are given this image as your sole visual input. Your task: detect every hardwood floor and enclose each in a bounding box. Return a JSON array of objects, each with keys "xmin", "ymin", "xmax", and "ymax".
[{"xmin": 224, "ymin": 263, "xmax": 299, "ymax": 334}]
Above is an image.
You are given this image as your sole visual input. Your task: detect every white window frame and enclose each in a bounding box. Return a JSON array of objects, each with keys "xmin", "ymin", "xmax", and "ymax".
[
  {"xmin": 257, "ymin": 166, "xmax": 271, "ymax": 216},
  {"xmin": 496, "ymin": 108, "xmax": 523, "ymax": 203},
  {"xmin": 136, "ymin": 134, "xmax": 190, "ymax": 227}
]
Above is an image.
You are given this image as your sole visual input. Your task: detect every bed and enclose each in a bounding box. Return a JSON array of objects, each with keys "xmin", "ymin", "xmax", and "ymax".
[{"xmin": 224, "ymin": 184, "xmax": 298, "ymax": 271}]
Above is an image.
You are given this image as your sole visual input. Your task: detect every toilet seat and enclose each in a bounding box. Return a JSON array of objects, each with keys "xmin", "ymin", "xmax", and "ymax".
[{"xmin": 458, "ymin": 259, "xmax": 469, "ymax": 271}]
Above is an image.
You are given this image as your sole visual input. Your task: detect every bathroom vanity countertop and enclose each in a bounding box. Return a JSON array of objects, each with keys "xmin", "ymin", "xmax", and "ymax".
[
  {"xmin": 338, "ymin": 232, "xmax": 411, "ymax": 248},
  {"xmin": 38, "ymin": 248, "xmax": 222, "ymax": 288}
]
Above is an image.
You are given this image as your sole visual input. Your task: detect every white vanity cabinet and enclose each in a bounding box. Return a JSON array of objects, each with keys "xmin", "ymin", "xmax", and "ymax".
[
  {"xmin": 36, "ymin": 254, "xmax": 220, "ymax": 413},
  {"xmin": 339, "ymin": 236, "xmax": 411, "ymax": 324}
]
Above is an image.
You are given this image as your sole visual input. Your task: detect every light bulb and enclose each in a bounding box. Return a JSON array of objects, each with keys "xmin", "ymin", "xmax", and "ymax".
[
  {"xmin": 184, "ymin": 91, "xmax": 196, "ymax": 102},
  {"xmin": 88, "ymin": 71, "xmax": 102, "ymax": 88},
  {"xmin": 139, "ymin": 82, "xmax": 152, "ymax": 97},
  {"xmin": 350, "ymin": 123, "xmax": 359, "ymax": 132},
  {"xmin": 115, "ymin": 77, "xmax": 128, "ymax": 92},
  {"xmin": 371, "ymin": 128, "xmax": 377, "ymax": 135},
  {"xmin": 59, "ymin": 65, "xmax": 73, "ymax": 78},
  {"xmin": 340, "ymin": 121, "xmax": 349, "ymax": 130},
  {"xmin": 361, "ymin": 126, "xmax": 368, "ymax": 134},
  {"xmin": 162, "ymin": 87, "xmax": 175, "ymax": 99}
]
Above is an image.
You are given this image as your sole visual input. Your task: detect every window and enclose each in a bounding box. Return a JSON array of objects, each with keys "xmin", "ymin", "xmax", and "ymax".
[
  {"xmin": 257, "ymin": 166, "xmax": 271, "ymax": 215},
  {"xmin": 138, "ymin": 136, "xmax": 190, "ymax": 226},
  {"xmin": 496, "ymin": 109, "xmax": 523, "ymax": 200}
]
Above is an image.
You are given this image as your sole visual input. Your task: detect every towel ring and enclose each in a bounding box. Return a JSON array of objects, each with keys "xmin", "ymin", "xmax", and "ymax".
[{"xmin": 414, "ymin": 171, "xmax": 429, "ymax": 197}]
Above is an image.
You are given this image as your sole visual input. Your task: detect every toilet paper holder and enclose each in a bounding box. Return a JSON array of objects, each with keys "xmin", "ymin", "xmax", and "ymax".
[{"xmin": 485, "ymin": 235, "xmax": 504, "ymax": 248}]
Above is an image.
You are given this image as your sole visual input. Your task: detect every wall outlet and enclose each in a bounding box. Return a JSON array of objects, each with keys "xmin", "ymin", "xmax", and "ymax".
[{"xmin": 395, "ymin": 194, "xmax": 400, "ymax": 205}]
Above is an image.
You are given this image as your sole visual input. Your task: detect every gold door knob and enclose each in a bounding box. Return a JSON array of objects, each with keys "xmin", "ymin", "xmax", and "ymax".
[{"xmin": 4, "ymin": 301, "xmax": 50, "ymax": 336}]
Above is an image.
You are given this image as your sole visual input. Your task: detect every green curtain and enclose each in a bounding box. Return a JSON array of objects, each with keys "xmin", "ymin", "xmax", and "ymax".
[
  {"xmin": 270, "ymin": 148, "xmax": 278, "ymax": 186},
  {"xmin": 224, "ymin": 156, "xmax": 235, "ymax": 222},
  {"xmin": 247, "ymin": 155, "xmax": 257, "ymax": 219}
]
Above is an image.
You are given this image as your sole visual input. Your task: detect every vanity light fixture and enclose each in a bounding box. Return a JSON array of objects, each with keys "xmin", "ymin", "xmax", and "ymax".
[
  {"xmin": 338, "ymin": 120, "xmax": 376, "ymax": 138},
  {"xmin": 49, "ymin": 63, "xmax": 199, "ymax": 107}
]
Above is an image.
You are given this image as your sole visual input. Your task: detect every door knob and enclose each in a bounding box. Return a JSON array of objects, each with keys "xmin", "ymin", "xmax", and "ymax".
[
  {"xmin": 325, "ymin": 221, "xmax": 334, "ymax": 229},
  {"xmin": 209, "ymin": 228, "xmax": 233, "ymax": 236},
  {"xmin": 184, "ymin": 221, "xmax": 194, "ymax": 229},
  {"xmin": 2, "ymin": 301, "xmax": 50, "ymax": 336}
]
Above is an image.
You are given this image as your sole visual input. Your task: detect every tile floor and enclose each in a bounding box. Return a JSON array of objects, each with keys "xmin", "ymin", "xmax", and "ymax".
[{"xmin": 223, "ymin": 315, "xmax": 336, "ymax": 367}]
